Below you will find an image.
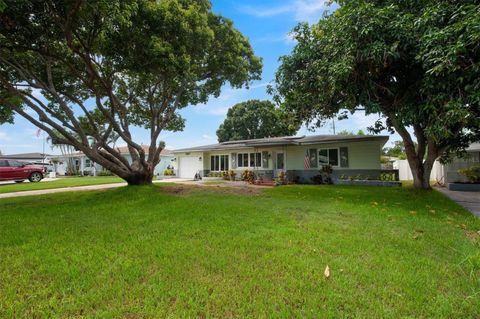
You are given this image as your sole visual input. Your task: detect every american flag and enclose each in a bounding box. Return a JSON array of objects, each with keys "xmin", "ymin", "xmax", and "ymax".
[{"xmin": 304, "ymin": 149, "xmax": 310, "ymax": 169}]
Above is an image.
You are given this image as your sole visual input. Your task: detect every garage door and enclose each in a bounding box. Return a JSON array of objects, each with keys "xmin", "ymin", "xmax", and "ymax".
[{"xmin": 179, "ymin": 156, "xmax": 201, "ymax": 179}]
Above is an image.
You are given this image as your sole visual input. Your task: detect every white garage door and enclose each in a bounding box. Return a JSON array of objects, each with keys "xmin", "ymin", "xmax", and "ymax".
[{"xmin": 179, "ymin": 156, "xmax": 201, "ymax": 179}]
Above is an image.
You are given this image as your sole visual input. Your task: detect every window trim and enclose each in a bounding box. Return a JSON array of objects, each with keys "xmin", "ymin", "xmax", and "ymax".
[
  {"xmin": 318, "ymin": 148, "xmax": 340, "ymax": 167},
  {"xmin": 210, "ymin": 154, "xmax": 229, "ymax": 171},
  {"xmin": 237, "ymin": 152, "xmax": 262, "ymax": 168}
]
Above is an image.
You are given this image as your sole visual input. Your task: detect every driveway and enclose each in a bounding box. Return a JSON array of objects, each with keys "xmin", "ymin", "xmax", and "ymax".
[
  {"xmin": 436, "ymin": 187, "xmax": 480, "ymax": 217},
  {"xmin": 0, "ymin": 178, "xmax": 192, "ymax": 199}
]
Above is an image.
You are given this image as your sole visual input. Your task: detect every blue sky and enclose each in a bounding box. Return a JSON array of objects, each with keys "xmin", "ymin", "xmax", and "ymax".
[{"xmin": 0, "ymin": 0, "xmax": 396, "ymax": 155}]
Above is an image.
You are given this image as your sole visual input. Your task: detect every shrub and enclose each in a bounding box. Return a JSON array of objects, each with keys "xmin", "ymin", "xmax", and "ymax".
[
  {"xmin": 311, "ymin": 174, "xmax": 323, "ymax": 184},
  {"xmin": 227, "ymin": 170, "xmax": 236, "ymax": 181},
  {"xmin": 380, "ymin": 173, "xmax": 395, "ymax": 181},
  {"xmin": 458, "ymin": 165, "xmax": 480, "ymax": 183},
  {"xmin": 97, "ymin": 170, "xmax": 114, "ymax": 176},
  {"xmin": 241, "ymin": 170, "xmax": 255, "ymax": 184},
  {"xmin": 163, "ymin": 168, "xmax": 174, "ymax": 176},
  {"xmin": 275, "ymin": 170, "xmax": 287, "ymax": 185}
]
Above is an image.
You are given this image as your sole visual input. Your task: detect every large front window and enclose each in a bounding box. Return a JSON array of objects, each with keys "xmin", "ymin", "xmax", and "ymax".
[
  {"xmin": 238, "ymin": 152, "xmax": 262, "ymax": 168},
  {"xmin": 319, "ymin": 148, "xmax": 339, "ymax": 166},
  {"xmin": 210, "ymin": 155, "xmax": 229, "ymax": 171}
]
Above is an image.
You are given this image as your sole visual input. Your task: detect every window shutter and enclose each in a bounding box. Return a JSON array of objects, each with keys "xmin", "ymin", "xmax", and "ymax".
[
  {"xmin": 262, "ymin": 151, "xmax": 268, "ymax": 168},
  {"xmin": 231, "ymin": 153, "xmax": 237, "ymax": 169},
  {"xmin": 340, "ymin": 147, "xmax": 349, "ymax": 167}
]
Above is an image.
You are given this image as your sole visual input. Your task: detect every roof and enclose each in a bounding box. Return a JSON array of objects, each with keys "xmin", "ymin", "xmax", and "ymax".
[
  {"xmin": 50, "ymin": 145, "xmax": 173, "ymax": 158},
  {"xmin": 173, "ymin": 134, "xmax": 389, "ymax": 153},
  {"xmin": 0, "ymin": 152, "xmax": 50, "ymax": 160},
  {"xmin": 467, "ymin": 143, "xmax": 480, "ymax": 152}
]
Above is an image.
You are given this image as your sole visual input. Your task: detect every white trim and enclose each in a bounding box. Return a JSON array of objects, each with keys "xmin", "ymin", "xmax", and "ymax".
[
  {"xmin": 318, "ymin": 147, "xmax": 340, "ymax": 168},
  {"xmin": 209, "ymin": 154, "xmax": 229, "ymax": 172},
  {"xmin": 237, "ymin": 152, "xmax": 262, "ymax": 169}
]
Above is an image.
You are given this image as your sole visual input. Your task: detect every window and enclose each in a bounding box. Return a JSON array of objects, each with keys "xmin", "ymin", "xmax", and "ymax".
[
  {"xmin": 210, "ymin": 155, "xmax": 229, "ymax": 171},
  {"xmin": 0, "ymin": 160, "xmax": 8, "ymax": 167},
  {"xmin": 308, "ymin": 148, "xmax": 318, "ymax": 168},
  {"xmin": 9, "ymin": 160, "xmax": 24, "ymax": 167},
  {"xmin": 319, "ymin": 148, "xmax": 339, "ymax": 167},
  {"xmin": 276, "ymin": 153, "xmax": 284, "ymax": 169},
  {"xmin": 238, "ymin": 153, "xmax": 262, "ymax": 168},
  {"xmin": 85, "ymin": 159, "xmax": 91, "ymax": 167}
]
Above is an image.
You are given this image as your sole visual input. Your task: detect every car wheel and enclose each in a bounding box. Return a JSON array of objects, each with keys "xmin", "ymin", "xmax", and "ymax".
[
  {"xmin": 29, "ymin": 172, "xmax": 43, "ymax": 183},
  {"xmin": 15, "ymin": 180, "xmax": 25, "ymax": 183}
]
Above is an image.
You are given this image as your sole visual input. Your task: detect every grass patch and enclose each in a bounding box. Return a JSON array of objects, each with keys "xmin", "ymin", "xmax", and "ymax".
[
  {"xmin": 0, "ymin": 184, "xmax": 478, "ymax": 317},
  {"xmin": 0, "ymin": 176, "xmax": 123, "ymax": 194}
]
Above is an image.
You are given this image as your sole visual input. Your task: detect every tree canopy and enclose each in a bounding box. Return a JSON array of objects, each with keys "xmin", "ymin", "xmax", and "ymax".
[
  {"xmin": 216, "ymin": 100, "xmax": 298, "ymax": 142},
  {"xmin": 271, "ymin": 0, "xmax": 480, "ymax": 188},
  {"xmin": 0, "ymin": 0, "xmax": 261, "ymax": 184}
]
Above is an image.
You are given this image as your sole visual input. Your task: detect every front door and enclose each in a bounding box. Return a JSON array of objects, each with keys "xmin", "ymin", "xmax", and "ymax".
[{"xmin": 275, "ymin": 152, "xmax": 285, "ymax": 177}]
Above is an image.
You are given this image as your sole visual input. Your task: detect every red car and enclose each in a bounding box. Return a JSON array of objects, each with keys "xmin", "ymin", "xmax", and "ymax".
[{"xmin": 0, "ymin": 159, "xmax": 45, "ymax": 183}]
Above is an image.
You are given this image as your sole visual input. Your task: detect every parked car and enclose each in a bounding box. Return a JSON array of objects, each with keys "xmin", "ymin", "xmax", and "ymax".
[{"xmin": 0, "ymin": 159, "xmax": 46, "ymax": 183}]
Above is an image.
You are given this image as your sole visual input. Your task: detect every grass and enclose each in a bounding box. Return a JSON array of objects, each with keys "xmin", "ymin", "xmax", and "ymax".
[
  {"xmin": 0, "ymin": 184, "xmax": 479, "ymax": 318},
  {"xmin": 0, "ymin": 176, "xmax": 123, "ymax": 194}
]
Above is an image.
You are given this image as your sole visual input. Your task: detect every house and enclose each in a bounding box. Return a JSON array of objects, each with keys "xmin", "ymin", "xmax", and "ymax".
[
  {"xmin": 51, "ymin": 145, "xmax": 175, "ymax": 177},
  {"xmin": 0, "ymin": 152, "xmax": 50, "ymax": 163},
  {"xmin": 173, "ymin": 135, "xmax": 390, "ymax": 182}
]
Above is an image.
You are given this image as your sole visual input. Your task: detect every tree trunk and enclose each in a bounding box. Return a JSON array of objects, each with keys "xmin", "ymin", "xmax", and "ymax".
[
  {"xmin": 123, "ymin": 170, "xmax": 154, "ymax": 186},
  {"xmin": 407, "ymin": 154, "xmax": 435, "ymax": 189}
]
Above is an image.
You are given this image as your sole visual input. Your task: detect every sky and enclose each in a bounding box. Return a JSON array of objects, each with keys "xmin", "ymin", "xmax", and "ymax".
[{"xmin": 0, "ymin": 0, "xmax": 397, "ymax": 156}]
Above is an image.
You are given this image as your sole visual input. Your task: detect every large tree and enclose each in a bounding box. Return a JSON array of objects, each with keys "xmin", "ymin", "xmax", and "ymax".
[
  {"xmin": 271, "ymin": 0, "xmax": 480, "ymax": 189},
  {"xmin": 216, "ymin": 100, "xmax": 298, "ymax": 142},
  {"xmin": 0, "ymin": 0, "xmax": 261, "ymax": 185}
]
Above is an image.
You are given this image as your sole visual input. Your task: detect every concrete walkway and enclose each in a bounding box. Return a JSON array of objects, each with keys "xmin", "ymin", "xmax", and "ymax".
[
  {"xmin": 436, "ymin": 187, "xmax": 480, "ymax": 217},
  {"xmin": 0, "ymin": 178, "xmax": 192, "ymax": 199}
]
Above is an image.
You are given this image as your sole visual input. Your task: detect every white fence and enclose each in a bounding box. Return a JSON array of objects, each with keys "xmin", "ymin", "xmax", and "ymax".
[{"xmin": 394, "ymin": 160, "xmax": 445, "ymax": 183}]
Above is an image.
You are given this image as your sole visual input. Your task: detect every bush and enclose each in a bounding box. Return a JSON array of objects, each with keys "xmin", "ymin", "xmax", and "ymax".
[
  {"xmin": 275, "ymin": 170, "xmax": 287, "ymax": 185},
  {"xmin": 227, "ymin": 170, "xmax": 236, "ymax": 181},
  {"xmin": 163, "ymin": 168, "xmax": 174, "ymax": 176},
  {"xmin": 97, "ymin": 170, "xmax": 114, "ymax": 176},
  {"xmin": 380, "ymin": 173, "xmax": 395, "ymax": 181},
  {"xmin": 241, "ymin": 170, "xmax": 255, "ymax": 184},
  {"xmin": 458, "ymin": 165, "xmax": 480, "ymax": 183}
]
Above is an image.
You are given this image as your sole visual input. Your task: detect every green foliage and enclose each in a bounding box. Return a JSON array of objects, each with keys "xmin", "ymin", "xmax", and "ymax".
[
  {"xmin": 0, "ymin": 0, "xmax": 261, "ymax": 184},
  {"xmin": 458, "ymin": 165, "xmax": 480, "ymax": 183},
  {"xmin": 337, "ymin": 129, "xmax": 366, "ymax": 136},
  {"xmin": 216, "ymin": 100, "xmax": 298, "ymax": 142},
  {"xmin": 241, "ymin": 169, "xmax": 255, "ymax": 184},
  {"xmin": 380, "ymin": 173, "xmax": 396, "ymax": 182},
  {"xmin": 163, "ymin": 169, "xmax": 175, "ymax": 176},
  {"xmin": 271, "ymin": 0, "xmax": 480, "ymax": 188},
  {"xmin": 383, "ymin": 140, "xmax": 410, "ymax": 160}
]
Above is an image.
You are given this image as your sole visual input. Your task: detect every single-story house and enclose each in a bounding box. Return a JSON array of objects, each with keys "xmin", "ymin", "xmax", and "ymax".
[
  {"xmin": 173, "ymin": 134, "xmax": 390, "ymax": 182},
  {"xmin": 0, "ymin": 152, "xmax": 50, "ymax": 163},
  {"xmin": 51, "ymin": 145, "xmax": 175, "ymax": 177}
]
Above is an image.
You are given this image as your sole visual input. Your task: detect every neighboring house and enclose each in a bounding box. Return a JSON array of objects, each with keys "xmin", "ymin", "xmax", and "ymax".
[
  {"xmin": 394, "ymin": 142, "xmax": 480, "ymax": 183},
  {"xmin": 173, "ymin": 135, "xmax": 390, "ymax": 182},
  {"xmin": 51, "ymin": 146, "xmax": 175, "ymax": 177},
  {"xmin": 0, "ymin": 152, "xmax": 50, "ymax": 163}
]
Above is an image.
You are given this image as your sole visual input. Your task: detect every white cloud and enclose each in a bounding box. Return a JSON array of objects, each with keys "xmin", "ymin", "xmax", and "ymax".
[
  {"xmin": 239, "ymin": 0, "xmax": 329, "ymax": 24},
  {"xmin": 0, "ymin": 131, "xmax": 11, "ymax": 141}
]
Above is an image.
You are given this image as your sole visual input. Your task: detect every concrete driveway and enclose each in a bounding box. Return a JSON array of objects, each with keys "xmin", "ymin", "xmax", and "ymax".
[
  {"xmin": 0, "ymin": 178, "xmax": 192, "ymax": 199},
  {"xmin": 436, "ymin": 187, "xmax": 480, "ymax": 217}
]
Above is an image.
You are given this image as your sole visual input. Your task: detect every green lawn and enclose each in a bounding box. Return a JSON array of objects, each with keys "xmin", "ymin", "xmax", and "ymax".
[
  {"xmin": 0, "ymin": 176, "xmax": 123, "ymax": 194},
  {"xmin": 0, "ymin": 184, "xmax": 478, "ymax": 318}
]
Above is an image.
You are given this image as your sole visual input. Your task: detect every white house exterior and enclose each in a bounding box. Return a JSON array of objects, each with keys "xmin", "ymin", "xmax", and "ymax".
[{"xmin": 51, "ymin": 146, "xmax": 175, "ymax": 177}]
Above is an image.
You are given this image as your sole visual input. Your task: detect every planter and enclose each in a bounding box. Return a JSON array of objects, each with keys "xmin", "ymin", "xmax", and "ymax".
[
  {"xmin": 448, "ymin": 183, "xmax": 480, "ymax": 192},
  {"xmin": 335, "ymin": 180, "xmax": 402, "ymax": 187}
]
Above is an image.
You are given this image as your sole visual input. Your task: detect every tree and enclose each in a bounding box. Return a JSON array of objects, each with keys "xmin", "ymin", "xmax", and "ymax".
[
  {"xmin": 337, "ymin": 129, "xmax": 366, "ymax": 136},
  {"xmin": 271, "ymin": 0, "xmax": 480, "ymax": 189},
  {"xmin": 0, "ymin": 0, "xmax": 261, "ymax": 185},
  {"xmin": 383, "ymin": 141, "xmax": 409, "ymax": 160},
  {"xmin": 216, "ymin": 100, "xmax": 298, "ymax": 142}
]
